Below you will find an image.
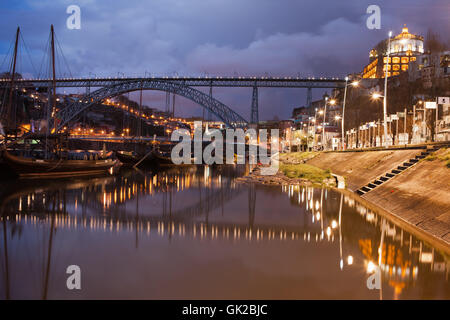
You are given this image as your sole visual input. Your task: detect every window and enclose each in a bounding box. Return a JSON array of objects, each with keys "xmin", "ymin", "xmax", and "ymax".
[
  {"xmin": 410, "ymin": 57, "xmax": 416, "ymax": 62},
  {"xmin": 393, "ymin": 64, "xmax": 400, "ymax": 71},
  {"xmin": 392, "ymin": 57, "xmax": 400, "ymax": 64},
  {"xmin": 401, "ymin": 65, "xmax": 408, "ymax": 71},
  {"xmin": 401, "ymin": 57, "xmax": 409, "ymax": 64}
]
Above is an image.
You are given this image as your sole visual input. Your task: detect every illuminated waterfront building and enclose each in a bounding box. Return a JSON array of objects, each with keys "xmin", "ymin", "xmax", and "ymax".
[{"xmin": 363, "ymin": 25, "xmax": 424, "ymax": 79}]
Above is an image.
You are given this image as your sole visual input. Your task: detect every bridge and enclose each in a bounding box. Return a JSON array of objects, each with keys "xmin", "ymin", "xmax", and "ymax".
[{"xmin": 1, "ymin": 76, "xmax": 345, "ymax": 130}]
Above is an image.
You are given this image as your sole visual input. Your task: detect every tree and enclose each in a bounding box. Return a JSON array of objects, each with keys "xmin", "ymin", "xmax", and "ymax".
[{"xmin": 425, "ymin": 29, "xmax": 447, "ymax": 54}]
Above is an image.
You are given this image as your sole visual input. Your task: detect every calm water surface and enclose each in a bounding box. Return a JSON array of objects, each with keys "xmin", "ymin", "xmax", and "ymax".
[{"xmin": 0, "ymin": 165, "xmax": 448, "ymax": 299}]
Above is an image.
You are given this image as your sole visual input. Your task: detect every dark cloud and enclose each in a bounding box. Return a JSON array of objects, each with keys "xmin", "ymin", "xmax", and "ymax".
[{"xmin": 0, "ymin": 0, "xmax": 448, "ymax": 120}]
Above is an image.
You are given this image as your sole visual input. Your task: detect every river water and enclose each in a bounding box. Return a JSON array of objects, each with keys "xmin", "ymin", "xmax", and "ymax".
[{"xmin": 0, "ymin": 165, "xmax": 448, "ymax": 299}]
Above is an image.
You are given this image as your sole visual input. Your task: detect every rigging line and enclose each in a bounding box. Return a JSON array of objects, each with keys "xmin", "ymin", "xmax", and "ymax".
[
  {"xmin": 0, "ymin": 39, "xmax": 14, "ymax": 73},
  {"xmin": 55, "ymin": 45, "xmax": 63, "ymax": 79},
  {"xmin": 0, "ymin": 49, "xmax": 14, "ymax": 114},
  {"xmin": 55, "ymin": 35, "xmax": 73, "ymax": 78},
  {"xmin": 37, "ymin": 32, "xmax": 51, "ymax": 80},
  {"xmin": 19, "ymin": 33, "xmax": 38, "ymax": 78}
]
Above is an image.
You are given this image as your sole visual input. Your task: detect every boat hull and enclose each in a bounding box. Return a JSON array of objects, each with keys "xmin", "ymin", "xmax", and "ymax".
[
  {"xmin": 152, "ymin": 150, "xmax": 196, "ymax": 167},
  {"xmin": 116, "ymin": 151, "xmax": 154, "ymax": 167},
  {"xmin": 2, "ymin": 150, "xmax": 119, "ymax": 178}
]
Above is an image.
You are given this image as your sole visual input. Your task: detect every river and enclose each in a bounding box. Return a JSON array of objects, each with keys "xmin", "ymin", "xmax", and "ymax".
[{"xmin": 0, "ymin": 165, "xmax": 448, "ymax": 299}]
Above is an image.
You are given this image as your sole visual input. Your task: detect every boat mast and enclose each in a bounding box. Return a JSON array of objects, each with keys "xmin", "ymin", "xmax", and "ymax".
[
  {"xmin": 50, "ymin": 25, "xmax": 57, "ymax": 133},
  {"xmin": 42, "ymin": 192, "xmax": 56, "ymax": 300},
  {"xmin": 2, "ymin": 215, "xmax": 10, "ymax": 300},
  {"xmin": 45, "ymin": 25, "xmax": 57, "ymax": 158},
  {"xmin": 5, "ymin": 27, "xmax": 20, "ymax": 133}
]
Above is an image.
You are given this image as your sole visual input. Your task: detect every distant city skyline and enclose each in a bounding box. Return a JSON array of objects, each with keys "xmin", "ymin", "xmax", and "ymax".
[{"xmin": 1, "ymin": 0, "xmax": 448, "ymax": 120}]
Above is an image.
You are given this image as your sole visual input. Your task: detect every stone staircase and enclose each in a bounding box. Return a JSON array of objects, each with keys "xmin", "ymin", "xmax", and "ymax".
[{"xmin": 355, "ymin": 146, "xmax": 443, "ymax": 196}]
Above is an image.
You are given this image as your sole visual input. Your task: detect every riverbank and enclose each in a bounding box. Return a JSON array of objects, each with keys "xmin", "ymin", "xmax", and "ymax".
[
  {"xmin": 237, "ymin": 148, "xmax": 450, "ymax": 251},
  {"xmin": 236, "ymin": 163, "xmax": 336, "ymax": 187},
  {"xmin": 307, "ymin": 148, "xmax": 450, "ymax": 249}
]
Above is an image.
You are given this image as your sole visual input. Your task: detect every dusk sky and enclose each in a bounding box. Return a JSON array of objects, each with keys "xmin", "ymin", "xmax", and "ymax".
[{"xmin": 1, "ymin": 0, "xmax": 448, "ymax": 120}]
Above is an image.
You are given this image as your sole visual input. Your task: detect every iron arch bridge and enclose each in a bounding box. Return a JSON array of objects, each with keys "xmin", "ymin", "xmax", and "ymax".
[{"xmin": 53, "ymin": 79, "xmax": 249, "ymax": 132}]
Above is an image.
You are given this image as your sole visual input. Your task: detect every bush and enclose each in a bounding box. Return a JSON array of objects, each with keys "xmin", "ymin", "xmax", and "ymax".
[{"xmin": 280, "ymin": 163, "xmax": 332, "ymax": 184}]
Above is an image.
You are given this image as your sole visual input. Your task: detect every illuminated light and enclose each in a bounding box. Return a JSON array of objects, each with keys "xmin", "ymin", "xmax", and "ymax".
[
  {"xmin": 367, "ymin": 261, "xmax": 376, "ymax": 273},
  {"xmin": 340, "ymin": 259, "xmax": 344, "ymax": 270},
  {"xmin": 326, "ymin": 227, "xmax": 331, "ymax": 237},
  {"xmin": 331, "ymin": 220, "xmax": 338, "ymax": 229},
  {"xmin": 372, "ymin": 92, "xmax": 382, "ymax": 99},
  {"xmin": 315, "ymin": 212, "xmax": 320, "ymax": 220},
  {"xmin": 347, "ymin": 255, "xmax": 353, "ymax": 265}
]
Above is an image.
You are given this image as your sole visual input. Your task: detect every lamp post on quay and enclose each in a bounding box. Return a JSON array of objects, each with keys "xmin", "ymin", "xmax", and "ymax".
[
  {"xmin": 341, "ymin": 77, "xmax": 359, "ymax": 150},
  {"xmin": 322, "ymin": 97, "xmax": 336, "ymax": 151},
  {"xmin": 372, "ymin": 92, "xmax": 390, "ymax": 147},
  {"xmin": 381, "ymin": 30, "xmax": 393, "ymax": 149}
]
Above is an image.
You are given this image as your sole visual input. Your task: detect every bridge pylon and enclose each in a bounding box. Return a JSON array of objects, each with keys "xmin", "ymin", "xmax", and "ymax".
[
  {"xmin": 306, "ymin": 87, "xmax": 312, "ymax": 109},
  {"xmin": 250, "ymin": 86, "xmax": 258, "ymax": 124}
]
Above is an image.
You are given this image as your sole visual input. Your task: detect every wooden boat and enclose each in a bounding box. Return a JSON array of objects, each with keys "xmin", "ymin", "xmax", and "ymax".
[
  {"xmin": 151, "ymin": 149, "xmax": 176, "ymax": 166},
  {"xmin": 152, "ymin": 147, "xmax": 196, "ymax": 166},
  {"xmin": 115, "ymin": 150, "xmax": 154, "ymax": 167},
  {"xmin": 2, "ymin": 150, "xmax": 120, "ymax": 178}
]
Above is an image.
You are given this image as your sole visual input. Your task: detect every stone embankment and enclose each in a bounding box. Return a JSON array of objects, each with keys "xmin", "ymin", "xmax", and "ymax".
[
  {"xmin": 306, "ymin": 148, "xmax": 450, "ymax": 249},
  {"xmin": 237, "ymin": 148, "xmax": 450, "ymax": 251}
]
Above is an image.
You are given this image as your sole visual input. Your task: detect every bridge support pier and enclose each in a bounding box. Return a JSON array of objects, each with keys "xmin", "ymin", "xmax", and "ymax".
[
  {"xmin": 251, "ymin": 86, "xmax": 259, "ymax": 124},
  {"xmin": 306, "ymin": 87, "xmax": 312, "ymax": 109},
  {"xmin": 208, "ymin": 85, "xmax": 213, "ymax": 121}
]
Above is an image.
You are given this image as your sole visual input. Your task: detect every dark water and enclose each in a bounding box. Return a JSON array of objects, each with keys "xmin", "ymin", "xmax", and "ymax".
[{"xmin": 0, "ymin": 165, "xmax": 448, "ymax": 299}]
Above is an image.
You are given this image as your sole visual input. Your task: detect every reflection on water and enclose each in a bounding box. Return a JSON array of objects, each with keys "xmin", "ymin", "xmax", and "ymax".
[{"xmin": 0, "ymin": 165, "xmax": 448, "ymax": 299}]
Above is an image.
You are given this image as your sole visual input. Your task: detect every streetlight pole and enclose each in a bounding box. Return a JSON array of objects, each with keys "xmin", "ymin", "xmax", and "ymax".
[
  {"xmin": 322, "ymin": 97, "xmax": 328, "ymax": 151},
  {"xmin": 341, "ymin": 77, "xmax": 348, "ymax": 150},
  {"xmin": 383, "ymin": 31, "xmax": 393, "ymax": 148},
  {"xmin": 313, "ymin": 108, "xmax": 318, "ymax": 149}
]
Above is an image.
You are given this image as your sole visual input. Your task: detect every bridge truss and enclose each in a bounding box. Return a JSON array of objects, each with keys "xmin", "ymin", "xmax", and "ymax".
[
  {"xmin": 1, "ymin": 76, "xmax": 346, "ymax": 132},
  {"xmin": 53, "ymin": 79, "xmax": 249, "ymax": 131}
]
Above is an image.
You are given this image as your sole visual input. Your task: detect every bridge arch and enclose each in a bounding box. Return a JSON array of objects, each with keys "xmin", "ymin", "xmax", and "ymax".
[{"xmin": 55, "ymin": 79, "xmax": 248, "ymax": 132}]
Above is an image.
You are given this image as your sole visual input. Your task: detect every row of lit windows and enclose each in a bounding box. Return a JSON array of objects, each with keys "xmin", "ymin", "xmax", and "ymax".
[
  {"xmin": 364, "ymin": 59, "xmax": 378, "ymax": 72},
  {"xmin": 382, "ymin": 71, "xmax": 401, "ymax": 77},
  {"xmin": 390, "ymin": 44, "xmax": 423, "ymax": 54},
  {"xmin": 383, "ymin": 64, "xmax": 409, "ymax": 71},
  {"xmin": 383, "ymin": 56, "xmax": 416, "ymax": 64},
  {"xmin": 363, "ymin": 66, "xmax": 377, "ymax": 78}
]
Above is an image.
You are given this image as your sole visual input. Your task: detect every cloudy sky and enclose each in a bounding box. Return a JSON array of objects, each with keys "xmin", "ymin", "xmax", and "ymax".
[{"xmin": 1, "ymin": 0, "xmax": 448, "ymax": 120}]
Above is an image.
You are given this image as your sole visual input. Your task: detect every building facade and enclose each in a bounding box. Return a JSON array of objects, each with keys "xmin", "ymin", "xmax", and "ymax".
[{"xmin": 363, "ymin": 25, "xmax": 424, "ymax": 79}]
